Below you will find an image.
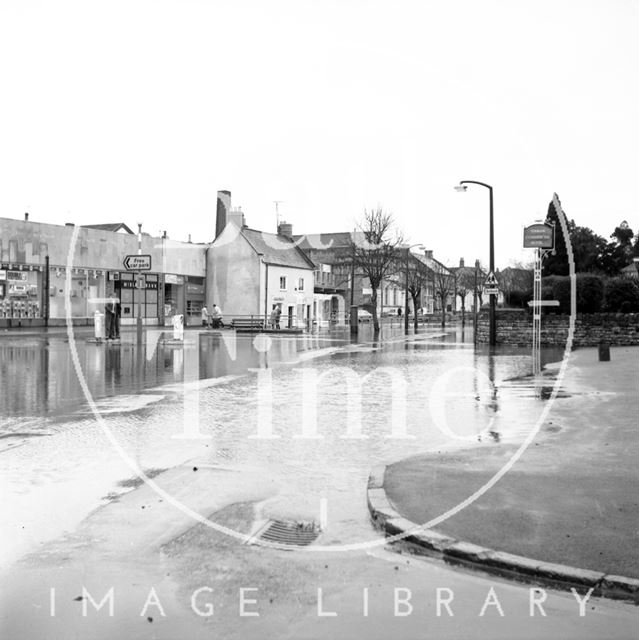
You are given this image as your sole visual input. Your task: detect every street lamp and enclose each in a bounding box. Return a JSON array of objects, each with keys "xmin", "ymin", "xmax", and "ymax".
[
  {"xmin": 455, "ymin": 180, "xmax": 496, "ymax": 347},
  {"xmin": 403, "ymin": 243, "xmax": 426, "ymax": 332},
  {"xmin": 137, "ymin": 222, "xmax": 143, "ymax": 346}
]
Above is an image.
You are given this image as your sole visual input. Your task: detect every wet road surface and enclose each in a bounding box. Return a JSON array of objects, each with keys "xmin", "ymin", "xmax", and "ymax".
[{"xmin": 3, "ymin": 325, "xmax": 633, "ymax": 638}]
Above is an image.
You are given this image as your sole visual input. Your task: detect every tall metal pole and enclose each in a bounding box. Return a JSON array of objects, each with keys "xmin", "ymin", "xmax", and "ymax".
[
  {"xmin": 137, "ymin": 223, "xmax": 143, "ymax": 346},
  {"xmin": 458, "ymin": 180, "xmax": 496, "ymax": 347},
  {"xmin": 404, "ymin": 248, "xmax": 409, "ymax": 333},
  {"xmin": 473, "ymin": 259, "xmax": 478, "ymax": 344},
  {"xmin": 488, "ymin": 185, "xmax": 496, "ymax": 347}
]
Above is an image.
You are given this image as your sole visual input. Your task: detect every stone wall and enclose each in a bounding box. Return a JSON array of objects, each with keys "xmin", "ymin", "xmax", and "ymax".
[{"xmin": 476, "ymin": 308, "xmax": 639, "ymax": 346}]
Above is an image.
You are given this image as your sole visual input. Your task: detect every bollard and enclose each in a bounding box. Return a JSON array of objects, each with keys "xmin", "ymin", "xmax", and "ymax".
[
  {"xmin": 94, "ymin": 310, "xmax": 105, "ymax": 340},
  {"xmin": 172, "ymin": 313, "xmax": 184, "ymax": 341},
  {"xmin": 350, "ymin": 305, "xmax": 358, "ymax": 335},
  {"xmin": 598, "ymin": 341, "xmax": 610, "ymax": 361}
]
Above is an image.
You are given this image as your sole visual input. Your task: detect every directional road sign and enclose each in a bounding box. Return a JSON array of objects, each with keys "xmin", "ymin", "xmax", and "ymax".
[
  {"xmin": 123, "ymin": 254, "xmax": 152, "ymax": 271},
  {"xmin": 484, "ymin": 286, "xmax": 499, "ymax": 296}
]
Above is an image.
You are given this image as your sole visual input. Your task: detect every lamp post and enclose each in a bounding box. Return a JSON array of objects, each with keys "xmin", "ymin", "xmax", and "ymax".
[
  {"xmin": 403, "ymin": 244, "xmax": 425, "ymax": 333},
  {"xmin": 473, "ymin": 258, "xmax": 479, "ymax": 344},
  {"xmin": 455, "ymin": 181, "xmax": 496, "ymax": 347},
  {"xmin": 137, "ymin": 223, "xmax": 143, "ymax": 346}
]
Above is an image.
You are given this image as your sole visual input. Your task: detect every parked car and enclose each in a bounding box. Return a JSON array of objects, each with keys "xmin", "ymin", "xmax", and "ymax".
[{"xmin": 357, "ymin": 310, "xmax": 373, "ymax": 322}]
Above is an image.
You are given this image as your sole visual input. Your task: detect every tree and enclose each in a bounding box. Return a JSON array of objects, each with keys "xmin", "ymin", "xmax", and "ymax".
[
  {"xmin": 543, "ymin": 196, "xmax": 608, "ymax": 276},
  {"xmin": 543, "ymin": 198, "xmax": 573, "ymax": 276},
  {"xmin": 350, "ymin": 208, "xmax": 403, "ymax": 332},
  {"xmin": 404, "ymin": 256, "xmax": 431, "ymax": 329},
  {"xmin": 454, "ymin": 269, "xmax": 476, "ymax": 325},
  {"xmin": 601, "ymin": 221, "xmax": 635, "ymax": 275},
  {"xmin": 432, "ymin": 262, "xmax": 455, "ymax": 327},
  {"xmin": 571, "ymin": 226, "xmax": 608, "ymax": 274}
]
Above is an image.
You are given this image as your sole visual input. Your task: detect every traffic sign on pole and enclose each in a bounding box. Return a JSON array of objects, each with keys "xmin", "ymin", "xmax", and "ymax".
[
  {"xmin": 123, "ymin": 254, "xmax": 152, "ymax": 271},
  {"xmin": 484, "ymin": 271, "xmax": 499, "ymax": 287}
]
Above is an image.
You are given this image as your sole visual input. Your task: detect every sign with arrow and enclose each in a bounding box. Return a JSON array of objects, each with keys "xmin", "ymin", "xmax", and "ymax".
[{"xmin": 123, "ymin": 254, "xmax": 152, "ymax": 271}]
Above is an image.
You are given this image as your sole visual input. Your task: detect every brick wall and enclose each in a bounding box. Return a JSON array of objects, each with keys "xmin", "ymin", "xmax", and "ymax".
[{"xmin": 476, "ymin": 309, "xmax": 639, "ymax": 346}]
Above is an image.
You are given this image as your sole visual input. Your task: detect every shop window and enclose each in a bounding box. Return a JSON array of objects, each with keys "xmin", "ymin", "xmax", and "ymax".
[{"xmin": 187, "ymin": 300, "xmax": 203, "ymax": 316}]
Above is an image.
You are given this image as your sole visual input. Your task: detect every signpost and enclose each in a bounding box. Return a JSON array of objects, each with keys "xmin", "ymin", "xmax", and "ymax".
[
  {"xmin": 127, "ymin": 226, "xmax": 148, "ymax": 345},
  {"xmin": 525, "ymin": 222, "xmax": 555, "ymax": 375},
  {"xmin": 123, "ymin": 254, "xmax": 152, "ymax": 271},
  {"xmin": 484, "ymin": 271, "xmax": 499, "ymax": 297},
  {"xmin": 523, "ymin": 223, "xmax": 554, "ymax": 249}
]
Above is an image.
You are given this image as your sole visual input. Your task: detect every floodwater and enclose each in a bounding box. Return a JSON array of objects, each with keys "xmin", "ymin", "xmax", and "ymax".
[{"xmin": 0, "ymin": 325, "xmax": 566, "ymax": 563}]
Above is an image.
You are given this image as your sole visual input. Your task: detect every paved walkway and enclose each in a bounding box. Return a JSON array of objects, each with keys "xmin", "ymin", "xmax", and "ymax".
[{"xmin": 384, "ymin": 346, "xmax": 639, "ymax": 580}]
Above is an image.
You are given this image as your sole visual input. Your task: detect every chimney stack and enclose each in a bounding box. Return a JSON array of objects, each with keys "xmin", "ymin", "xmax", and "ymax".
[
  {"xmin": 460, "ymin": 257, "xmax": 465, "ymax": 268},
  {"xmin": 278, "ymin": 221, "xmax": 293, "ymax": 238},
  {"xmin": 215, "ymin": 190, "xmax": 231, "ymax": 239},
  {"xmin": 228, "ymin": 206, "xmax": 246, "ymax": 229},
  {"xmin": 424, "ymin": 249, "xmax": 433, "ymax": 259}
]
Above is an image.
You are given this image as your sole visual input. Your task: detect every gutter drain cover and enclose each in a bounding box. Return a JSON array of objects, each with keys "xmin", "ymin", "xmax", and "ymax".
[{"xmin": 249, "ymin": 519, "xmax": 321, "ymax": 547}]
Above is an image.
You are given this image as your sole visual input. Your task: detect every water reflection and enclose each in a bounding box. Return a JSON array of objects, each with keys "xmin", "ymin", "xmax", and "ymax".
[
  {"xmin": 0, "ymin": 327, "xmax": 565, "ymax": 430},
  {"xmin": 0, "ymin": 331, "xmax": 353, "ymax": 422}
]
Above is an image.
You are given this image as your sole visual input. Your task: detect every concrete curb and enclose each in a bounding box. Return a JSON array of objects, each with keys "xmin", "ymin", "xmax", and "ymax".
[{"xmin": 367, "ymin": 465, "xmax": 639, "ymax": 603}]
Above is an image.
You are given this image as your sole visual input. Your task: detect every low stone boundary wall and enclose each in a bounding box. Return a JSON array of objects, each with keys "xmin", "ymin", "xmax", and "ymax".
[{"xmin": 476, "ymin": 309, "xmax": 639, "ymax": 346}]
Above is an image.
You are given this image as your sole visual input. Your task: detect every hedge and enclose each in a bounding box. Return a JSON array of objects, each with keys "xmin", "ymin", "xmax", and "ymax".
[{"xmin": 603, "ymin": 277, "xmax": 639, "ymax": 312}]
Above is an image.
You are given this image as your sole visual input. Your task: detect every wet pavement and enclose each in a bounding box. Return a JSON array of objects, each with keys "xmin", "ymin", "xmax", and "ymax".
[{"xmin": 3, "ymin": 324, "xmax": 633, "ymax": 639}]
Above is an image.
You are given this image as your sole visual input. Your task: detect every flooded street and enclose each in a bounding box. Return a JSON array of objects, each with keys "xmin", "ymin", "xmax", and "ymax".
[
  {"xmin": 1, "ymin": 325, "xmax": 564, "ymax": 562},
  {"xmin": 3, "ymin": 325, "xmax": 637, "ymax": 640}
]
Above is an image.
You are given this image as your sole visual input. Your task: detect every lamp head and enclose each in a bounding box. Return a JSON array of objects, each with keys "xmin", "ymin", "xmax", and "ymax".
[{"xmin": 454, "ymin": 184, "xmax": 468, "ymax": 192}]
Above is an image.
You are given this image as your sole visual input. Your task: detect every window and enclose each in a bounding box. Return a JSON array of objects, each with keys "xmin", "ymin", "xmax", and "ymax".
[
  {"xmin": 279, "ymin": 276, "xmax": 287, "ymax": 290},
  {"xmin": 298, "ymin": 277, "xmax": 304, "ymax": 291}
]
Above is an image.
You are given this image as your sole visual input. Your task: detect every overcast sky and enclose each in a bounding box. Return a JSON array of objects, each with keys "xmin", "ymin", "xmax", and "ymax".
[{"xmin": 1, "ymin": 0, "xmax": 637, "ymax": 268}]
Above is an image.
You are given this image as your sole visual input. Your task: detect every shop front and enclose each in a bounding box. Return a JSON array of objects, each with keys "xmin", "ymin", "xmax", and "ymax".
[
  {"xmin": 185, "ymin": 276, "xmax": 205, "ymax": 326},
  {"xmin": 0, "ymin": 265, "xmax": 43, "ymax": 319},
  {"xmin": 164, "ymin": 273, "xmax": 185, "ymax": 325},
  {"xmin": 112, "ymin": 271, "xmax": 160, "ymax": 323}
]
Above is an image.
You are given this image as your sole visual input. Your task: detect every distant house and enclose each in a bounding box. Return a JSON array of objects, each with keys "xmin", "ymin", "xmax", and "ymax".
[
  {"xmin": 294, "ymin": 230, "xmax": 419, "ymax": 319},
  {"xmin": 293, "ymin": 231, "xmax": 354, "ymax": 324},
  {"xmin": 207, "ymin": 219, "xmax": 315, "ymax": 328},
  {"xmin": 414, "ymin": 251, "xmax": 452, "ymax": 313},
  {"xmin": 621, "ymin": 262, "xmax": 638, "ymax": 279},
  {"xmin": 81, "ymin": 223, "xmax": 135, "ymax": 234},
  {"xmin": 450, "ymin": 258, "xmax": 486, "ymax": 314}
]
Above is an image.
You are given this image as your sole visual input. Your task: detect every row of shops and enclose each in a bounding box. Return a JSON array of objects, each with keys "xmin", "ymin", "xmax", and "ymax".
[{"xmin": 0, "ymin": 263, "xmax": 206, "ymax": 325}]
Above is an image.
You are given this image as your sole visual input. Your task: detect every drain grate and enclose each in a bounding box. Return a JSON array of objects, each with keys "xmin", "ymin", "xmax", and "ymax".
[{"xmin": 248, "ymin": 519, "xmax": 321, "ymax": 547}]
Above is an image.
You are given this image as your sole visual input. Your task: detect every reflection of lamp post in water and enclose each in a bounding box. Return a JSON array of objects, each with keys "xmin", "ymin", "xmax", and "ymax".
[{"xmin": 455, "ymin": 181, "xmax": 496, "ymax": 347}]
